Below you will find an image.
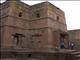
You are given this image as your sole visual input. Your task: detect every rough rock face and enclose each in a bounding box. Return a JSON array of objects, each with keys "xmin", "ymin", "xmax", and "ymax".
[{"xmin": 68, "ymin": 29, "xmax": 80, "ymax": 50}]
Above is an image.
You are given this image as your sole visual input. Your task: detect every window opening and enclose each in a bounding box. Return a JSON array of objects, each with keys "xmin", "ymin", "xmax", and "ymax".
[
  {"xmin": 36, "ymin": 13, "xmax": 40, "ymax": 18},
  {"xmin": 12, "ymin": 33, "xmax": 25, "ymax": 46},
  {"xmin": 32, "ymin": 34, "xmax": 41, "ymax": 37},
  {"xmin": 28, "ymin": 54, "xmax": 32, "ymax": 58},
  {"xmin": 19, "ymin": 12, "xmax": 22, "ymax": 17},
  {"xmin": 57, "ymin": 16, "xmax": 59, "ymax": 21}
]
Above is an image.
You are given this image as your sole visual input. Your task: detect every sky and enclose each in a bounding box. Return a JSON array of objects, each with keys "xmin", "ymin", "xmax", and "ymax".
[{"xmin": 1, "ymin": 0, "xmax": 80, "ymax": 30}]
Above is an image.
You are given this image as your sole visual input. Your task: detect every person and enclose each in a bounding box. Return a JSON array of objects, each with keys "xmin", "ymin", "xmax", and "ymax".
[
  {"xmin": 70, "ymin": 42, "xmax": 75, "ymax": 49},
  {"xmin": 60, "ymin": 42, "xmax": 65, "ymax": 49}
]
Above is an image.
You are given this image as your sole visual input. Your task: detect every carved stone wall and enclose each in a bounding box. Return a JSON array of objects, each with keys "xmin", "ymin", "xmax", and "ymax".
[
  {"xmin": 0, "ymin": 0, "xmax": 71, "ymax": 60},
  {"xmin": 68, "ymin": 30, "xmax": 80, "ymax": 50}
]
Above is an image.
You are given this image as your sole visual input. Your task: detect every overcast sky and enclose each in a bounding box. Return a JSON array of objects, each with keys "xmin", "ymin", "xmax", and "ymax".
[{"xmin": 1, "ymin": 0, "xmax": 80, "ymax": 30}]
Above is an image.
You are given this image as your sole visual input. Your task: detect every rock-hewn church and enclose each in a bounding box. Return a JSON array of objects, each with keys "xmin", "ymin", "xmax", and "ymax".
[{"xmin": 0, "ymin": 0, "xmax": 80, "ymax": 60}]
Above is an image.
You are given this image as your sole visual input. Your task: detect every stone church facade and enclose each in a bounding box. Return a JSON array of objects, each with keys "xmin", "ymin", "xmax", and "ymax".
[{"xmin": 0, "ymin": 0, "xmax": 80, "ymax": 60}]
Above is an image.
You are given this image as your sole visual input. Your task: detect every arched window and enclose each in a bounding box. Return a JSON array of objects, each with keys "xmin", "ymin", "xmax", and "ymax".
[
  {"xmin": 57, "ymin": 16, "xmax": 59, "ymax": 21},
  {"xmin": 19, "ymin": 12, "xmax": 22, "ymax": 17}
]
